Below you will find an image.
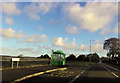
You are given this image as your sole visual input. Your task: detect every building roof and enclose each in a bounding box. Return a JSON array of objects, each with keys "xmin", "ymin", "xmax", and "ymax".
[{"xmin": 53, "ymin": 50, "xmax": 66, "ymax": 55}]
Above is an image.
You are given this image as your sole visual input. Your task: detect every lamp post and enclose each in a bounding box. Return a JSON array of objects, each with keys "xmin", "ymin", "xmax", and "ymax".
[
  {"xmin": 89, "ymin": 40, "xmax": 94, "ymax": 62},
  {"xmin": 90, "ymin": 40, "xmax": 94, "ymax": 54}
]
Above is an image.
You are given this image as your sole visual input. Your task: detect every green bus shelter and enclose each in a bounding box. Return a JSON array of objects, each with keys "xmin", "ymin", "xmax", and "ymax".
[{"xmin": 51, "ymin": 50, "xmax": 66, "ymax": 66}]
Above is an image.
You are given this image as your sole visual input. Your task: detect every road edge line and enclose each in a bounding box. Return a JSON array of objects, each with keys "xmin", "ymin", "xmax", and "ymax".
[
  {"xmin": 104, "ymin": 64, "xmax": 119, "ymax": 71},
  {"xmin": 69, "ymin": 70, "xmax": 85, "ymax": 83},
  {"xmin": 11, "ymin": 67, "xmax": 67, "ymax": 83},
  {"xmin": 103, "ymin": 66, "xmax": 119, "ymax": 78}
]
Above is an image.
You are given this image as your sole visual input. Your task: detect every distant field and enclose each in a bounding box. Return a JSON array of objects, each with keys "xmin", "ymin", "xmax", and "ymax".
[
  {"xmin": 2, "ymin": 60, "xmax": 50, "ymax": 68},
  {"xmin": 66, "ymin": 61, "xmax": 92, "ymax": 67},
  {"xmin": 2, "ymin": 60, "xmax": 92, "ymax": 69}
]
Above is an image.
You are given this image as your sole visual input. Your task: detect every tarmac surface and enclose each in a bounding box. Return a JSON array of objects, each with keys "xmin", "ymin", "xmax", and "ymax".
[{"xmin": 2, "ymin": 62, "xmax": 120, "ymax": 83}]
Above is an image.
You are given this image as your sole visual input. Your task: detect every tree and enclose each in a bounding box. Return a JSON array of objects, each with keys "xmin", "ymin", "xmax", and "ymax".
[
  {"xmin": 17, "ymin": 54, "xmax": 23, "ymax": 57},
  {"xmin": 107, "ymin": 52, "xmax": 111, "ymax": 58},
  {"xmin": 77, "ymin": 55, "xmax": 85, "ymax": 61},
  {"xmin": 43, "ymin": 54, "xmax": 50, "ymax": 59},
  {"xmin": 92, "ymin": 53, "xmax": 100, "ymax": 62},
  {"xmin": 66, "ymin": 54, "xmax": 76, "ymax": 61},
  {"xmin": 87, "ymin": 53, "xmax": 99, "ymax": 62},
  {"xmin": 37, "ymin": 54, "xmax": 50, "ymax": 59},
  {"xmin": 103, "ymin": 38, "xmax": 120, "ymax": 58}
]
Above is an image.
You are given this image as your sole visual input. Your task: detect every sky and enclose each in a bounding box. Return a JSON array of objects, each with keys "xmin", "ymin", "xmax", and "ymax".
[{"xmin": 0, "ymin": 2, "xmax": 118, "ymax": 57}]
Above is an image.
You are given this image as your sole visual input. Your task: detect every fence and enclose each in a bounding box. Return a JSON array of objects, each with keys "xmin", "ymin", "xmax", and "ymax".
[{"xmin": 1, "ymin": 58, "xmax": 50, "ymax": 68}]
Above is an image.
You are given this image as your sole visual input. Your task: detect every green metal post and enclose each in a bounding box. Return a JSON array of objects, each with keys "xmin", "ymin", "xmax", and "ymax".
[{"xmin": 60, "ymin": 54, "xmax": 61, "ymax": 65}]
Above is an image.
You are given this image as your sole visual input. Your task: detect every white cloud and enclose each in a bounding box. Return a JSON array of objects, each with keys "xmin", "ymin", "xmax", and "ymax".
[
  {"xmin": 24, "ymin": 3, "xmax": 57, "ymax": 20},
  {"xmin": 114, "ymin": 27, "xmax": 118, "ymax": 34},
  {"xmin": 0, "ymin": 28, "xmax": 24, "ymax": 39},
  {"xmin": 25, "ymin": 34, "xmax": 38, "ymax": 43},
  {"xmin": 2, "ymin": 3, "xmax": 21, "ymax": 15},
  {"xmin": 91, "ymin": 40, "xmax": 105, "ymax": 53},
  {"xmin": 52, "ymin": 37, "xmax": 67, "ymax": 47},
  {"xmin": 101, "ymin": 28, "xmax": 111, "ymax": 35},
  {"xmin": 15, "ymin": 31, "xmax": 25, "ymax": 39},
  {"xmin": 52, "ymin": 37, "xmax": 77, "ymax": 50},
  {"xmin": 77, "ymin": 44, "xmax": 87, "ymax": 51},
  {"xmin": 39, "ymin": 34, "xmax": 47, "ymax": 43},
  {"xmin": 25, "ymin": 34, "xmax": 47, "ymax": 43},
  {"xmin": 63, "ymin": 2, "xmax": 117, "ymax": 32},
  {"xmin": 64, "ymin": 38, "xmax": 76, "ymax": 49},
  {"xmin": 52, "ymin": 37, "xmax": 106, "ymax": 55},
  {"xmin": 5, "ymin": 17, "xmax": 14, "ymax": 25},
  {"xmin": 66, "ymin": 25, "xmax": 79, "ymax": 34},
  {"xmin": 113, "ymin": 22, "xmax": 119, "ymax": 34}
]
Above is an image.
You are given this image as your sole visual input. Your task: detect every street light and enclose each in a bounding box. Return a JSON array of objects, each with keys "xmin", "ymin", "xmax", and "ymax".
[{"xmin": 90, "ymin": 40, "xmax": 94, "ymax": 54}]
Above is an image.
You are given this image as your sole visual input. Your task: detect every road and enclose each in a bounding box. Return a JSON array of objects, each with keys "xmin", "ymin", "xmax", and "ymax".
[
  {"xmin": 72, "ymin": 63, "xmax": 120, "ymax": 82},
  {"xmin": 2, "ymin": 62, "xmax": 120, "ymax": 83}
]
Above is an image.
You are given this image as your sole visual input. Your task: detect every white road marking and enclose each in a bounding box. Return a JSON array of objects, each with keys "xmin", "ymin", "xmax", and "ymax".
[
  {"xmin": 11, "ymin": 67, "xmax": 67, "ymax": 83},
  {"xmin": 103, "ymin": 66, "xmax": 110, "ymax": 72},
  {"xmin": 104, "ymin": 64, "xmax": 119, "ymax": 71},
  {"xmin": 103, "ymin": 66, "xmax": 119, "ymax": 78},
  {"xmin": 70, "ymin": 70, "xmax": 85, "ymax": 83}
]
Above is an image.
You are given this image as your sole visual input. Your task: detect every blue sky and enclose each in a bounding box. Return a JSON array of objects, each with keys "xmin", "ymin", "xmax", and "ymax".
[{"xmin": 1, "ymin": 2, "xmax": 118, "ymax": 57}]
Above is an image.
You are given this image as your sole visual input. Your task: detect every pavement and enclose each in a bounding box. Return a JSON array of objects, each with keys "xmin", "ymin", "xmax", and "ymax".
[{"xmin": 1, "ymin": 62, "xmax": 120, "ymax": 83}]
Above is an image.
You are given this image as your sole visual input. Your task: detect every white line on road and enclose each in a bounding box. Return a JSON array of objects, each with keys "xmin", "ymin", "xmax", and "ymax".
[
  {"xmin": 103, "ymin": 66, "xmax": 119, "ymax": 78},
  {"xmin": 104, "ymin": 64, "xmax": 119, "ymax": 71},
  {"xmin": 70, "ymin": 70, "xmax": 85, "ymax": 83},
  {"xmin": 11, "ymin": 67, "xmax": 67, "ymax": 83},
  {"xmin": 103, "ymin": 66, "xmax": 110, "ymax": 72}
]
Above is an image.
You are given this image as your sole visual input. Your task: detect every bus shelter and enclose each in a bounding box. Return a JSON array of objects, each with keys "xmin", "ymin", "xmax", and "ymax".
[{"xmin": 51, "ymin": 50, "xmax": 66, "ymax": 66}]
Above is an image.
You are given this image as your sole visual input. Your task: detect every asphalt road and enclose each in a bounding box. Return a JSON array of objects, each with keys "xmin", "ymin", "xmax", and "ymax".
[
  {"xmin": 2, "ymin": 62, "xmax": 120, "ymax": 83},
  {"xmin": 72, "ymin": 63, "xmax": 120, "ymax": 83},
  {"xmin": 2, "ymin": 65, "xmax": 59, "ymax": 83}
]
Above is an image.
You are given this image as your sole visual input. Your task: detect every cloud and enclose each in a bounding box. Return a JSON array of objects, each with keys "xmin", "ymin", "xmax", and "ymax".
[
  {"xmin": 77, "ymin": 40, "xmax": 106, "ymax": 55},
  {"xmin": 52, "ymin": 37, "xmax": 67, "ymax": 47},
  {"xmin": 100, "ymin": 27, "xmax": 111, "ymax": 35},
  {"xmin": 5, "ymin": 17, "xmax": 14, "ymax": 25},
  {"xmin": 52, "ymin": 37, "xmax": 77, "ymax": 50},
  {"xmin": 113, "ymin": 22, "xmax": 119, "ymax": 34},
  {"xmin": 2, "ymin": 3, "xmax": 21, "ymax": 15},
  {"xmin": 25, "ymin": 34, "xmax": 47, "ymax": 43},
  {"xmin": 0, "ymin": 28, "xmax": 24, "ymax": 39},
  {"xmin": 77, "ymin": 44, "xmax": 87, "ymax": 51},
  {"xmin": 25, "ymin": 34, "xmax": 38, "ymax": 43},
  {"xmin": 66, "ymin": 25, "xmax": 79, "ymax": 34},
  {"xmin": 52, "ymin": 37, "xmax": 106, "ymax": 55},
  {"xmin": 114, "ymin": 27, "xmax": 118, "ymax": 34},
  {"xmin": 17, "ymin": 47, "xmax": 33, "ymax": 52},
  {"xmin": 92, "ymin": 40, "xmax": 105, "ymax": 53},
  {"xmin": 24, "ymin": 3, "xmax": 57, "ymax": 20},
  {"xmin": 63, "ymin": 2, "xmax": 117, "ymax": 32},
  {"xmin": 2, "ymin": 47, "xmax": 11, "ymax": 51},
  {"xmin": 39, "ymin": 34, "xmax": 47, "ymax": 43},
  {"xmin": 63, "ymin": 38, "xmax": 76, "ymax": 49}
]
